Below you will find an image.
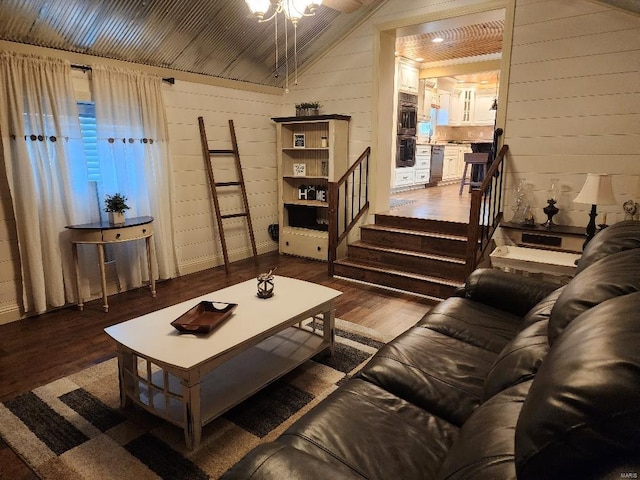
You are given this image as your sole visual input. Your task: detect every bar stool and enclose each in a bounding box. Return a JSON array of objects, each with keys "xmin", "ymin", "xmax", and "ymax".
[{"xmin": 459, "ymin": 153, "xmax": 489, "ymax": 195}]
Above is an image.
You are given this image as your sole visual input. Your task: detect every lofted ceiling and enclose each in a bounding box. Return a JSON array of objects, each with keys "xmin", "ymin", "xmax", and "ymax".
[
  {"xmin": 0, "ymin": 1, "xmax": 635, "ymax": 89},
  {"xmin": 0, "ymin": 0, "xmax": 382, "ymax": 87}
]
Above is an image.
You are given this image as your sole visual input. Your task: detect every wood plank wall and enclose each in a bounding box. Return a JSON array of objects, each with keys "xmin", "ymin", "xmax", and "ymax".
[
  {"xmin": 164, "ymin": 81, "xmax": 281, "ymax": 275},
  {"xmin": 503, "ymin": 0, "xmax": 640, "ymax": 226}
]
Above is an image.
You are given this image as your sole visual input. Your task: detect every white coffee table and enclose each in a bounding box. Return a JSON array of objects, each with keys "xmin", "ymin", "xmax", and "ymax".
[{"xmin": 104, "ymin": 275, "xmax": 342, "ymax": 449}]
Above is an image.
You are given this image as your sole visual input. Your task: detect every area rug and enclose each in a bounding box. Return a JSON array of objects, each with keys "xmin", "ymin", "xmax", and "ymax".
[
  {"xmin": 0, "ymin": 319, "xmax": 389, "ymax": 480},
  {"xmin": 389, "ymin": 198, "xmax": 417, "ymax": 209}
]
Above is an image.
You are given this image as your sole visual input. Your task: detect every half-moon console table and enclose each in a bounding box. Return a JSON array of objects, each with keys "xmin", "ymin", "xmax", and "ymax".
[{"xmin": 66, "ymin": 216, "xmax": 156, "ymax": 312}]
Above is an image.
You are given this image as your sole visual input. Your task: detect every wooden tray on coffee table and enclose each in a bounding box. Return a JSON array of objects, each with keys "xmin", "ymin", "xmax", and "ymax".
[{"xmin": 171, "ymin": 301, "xmax": 237, "ymax": 334}]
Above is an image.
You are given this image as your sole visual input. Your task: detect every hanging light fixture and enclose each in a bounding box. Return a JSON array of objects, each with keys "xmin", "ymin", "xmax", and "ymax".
[{"xmin": 245, "ymin": 0, "xmax": 323, "ymax": 92}]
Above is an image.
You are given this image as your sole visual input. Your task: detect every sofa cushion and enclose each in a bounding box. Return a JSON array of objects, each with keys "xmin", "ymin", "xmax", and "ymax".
[
  {"xmin": 278, "ymin": 378, "xmax": 459, "ymax": 480},
  {"xmin": 437, "ymin": 380, "xmax": 531, "ymax": 480},
  {"xmin": 221, "ymin": 443, "xmax": 362, "ymax": 480},
  {"xmin": 454, "ymin": 268, "xmax": 560, "ymax": 317},
  {"xmin": 418, "ymin": 297, "xmax": 521, "ymax": 353},
  {"xmin": 358, "ymin": 326, "xmax": 496, "ymax": 425},
  {"xmin": 517, "ymin": 286, "xmax": 564, "ymax": 332},
  {"xmin": 515, "ymin": 292, "xmax": 640, "ymax": 480},
  {"xmin": 576, "ymin": 220, "xmax": 640, "ymax": 274},
  {"xmin": 548, "ymin": 248, "xmax": 640, "ymax": 345},
  {"xmin": 481, "ymin": 318, "xmax": 548, "ymax": 402}
]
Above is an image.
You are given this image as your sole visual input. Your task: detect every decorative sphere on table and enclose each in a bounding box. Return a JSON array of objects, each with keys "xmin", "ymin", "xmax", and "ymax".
[{"xmin": 257, "ymin": 271, "xmax": 275, "ymax": 299}]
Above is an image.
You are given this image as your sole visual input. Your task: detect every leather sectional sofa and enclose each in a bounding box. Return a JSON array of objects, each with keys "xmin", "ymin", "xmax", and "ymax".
[{"xmin": 223, "ymin": 220, "xmax": 640, "ymax": 480}]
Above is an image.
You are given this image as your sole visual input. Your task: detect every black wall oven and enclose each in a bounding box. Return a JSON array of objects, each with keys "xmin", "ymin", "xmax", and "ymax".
[
  {"xmin": 396, "ymin": 92, "xmax": 418, "ymax": 167},
  {"xmin": 397, "ymin": 92, "xmax": 418, "ymax": 135},
  {"xmin": 396, "ymin": 135, "xmax": 416, "ymax": 167}
]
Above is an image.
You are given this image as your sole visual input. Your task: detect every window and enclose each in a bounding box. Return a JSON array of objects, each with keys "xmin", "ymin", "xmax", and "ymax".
[{"xmin": 78, "ymin": 102, "xmax": 100, "ymax": 182}]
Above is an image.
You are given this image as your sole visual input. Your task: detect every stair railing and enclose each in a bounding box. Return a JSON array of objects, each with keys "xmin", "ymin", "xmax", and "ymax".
[
  {"xmin": 465, "ymin": 139, "xmax": 509, "ymax": 276},
  {"xmin": 328, "ymin": 147, "xmax": 371, "ymax": 275}
]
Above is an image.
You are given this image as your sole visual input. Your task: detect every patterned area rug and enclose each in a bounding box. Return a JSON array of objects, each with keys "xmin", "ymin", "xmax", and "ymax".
[
  {"xmin": 0, "ymin": 319, "xmax": 389, "ymax": 480},
  {"xmin": 389, "ymin": 198, "xmax": 418, "ymax": 209}
]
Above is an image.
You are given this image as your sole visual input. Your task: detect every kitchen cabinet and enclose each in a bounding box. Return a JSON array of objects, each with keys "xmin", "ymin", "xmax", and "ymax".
[
  {"xmin": 473, "ymin": 92, "xmax": 497, "ymax": 125},
  {"xmin": 272, "ymin": 114, "xmax": 350, "ymax": 261},
  {"xmin": 442, "ymin": 144, "xmax": 472, "ymax": 183},
  {"xmin": 414, "ymin": 144, "xmax": 431, "ymax": 185},
  {"xmin": 442, "ymin": 86, "xmax": 497, "ymax": 126},
  {"xmin": 397, "ymin": 61, "xmax": 419, "ymax": 94},
  {"xmin": 418, "ymin": 80, "xmax": 438, "ymax": 121},
  {"xmin": 436, "ymin": 91, "xmax": 451, "ymax": 126},
  {"xmin": 394, "ymin": 167, "xmax": 415, "ymax": 187},
  {"xmin": 393, "ymin": 144, "xmax": 432, "ymax": 190},
  {"xmin": 449, "ymin": 89, "xmax": 475, "ymax": 126}
]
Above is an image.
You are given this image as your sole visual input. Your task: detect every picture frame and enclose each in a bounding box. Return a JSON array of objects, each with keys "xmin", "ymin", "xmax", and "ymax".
[
  {"xmin": 293, "ymin": 133, "xmax": 305, "ymax": 148},
  {"xmin": 293, "ymin": 163, "xmax": 306, "ymax": 177}
]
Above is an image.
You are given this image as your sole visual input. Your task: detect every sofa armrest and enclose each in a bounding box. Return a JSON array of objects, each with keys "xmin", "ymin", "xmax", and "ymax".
[
  {"xmin": 221, "ymin": 443, "xmax": 362, "ymax": 480},
  {"xmin": 455, "ymin": 268, "xmax": 560, "ymax": 317}
]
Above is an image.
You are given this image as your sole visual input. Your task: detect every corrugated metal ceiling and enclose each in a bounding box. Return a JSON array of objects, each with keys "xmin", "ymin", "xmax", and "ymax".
[{"xmin": 0, "ymin": 0, "xmax": 382, "ymax": 87}]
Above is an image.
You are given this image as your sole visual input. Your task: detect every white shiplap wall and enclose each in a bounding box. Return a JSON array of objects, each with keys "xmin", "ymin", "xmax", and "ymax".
[
  {"xmin": 503, "ymin": 0, "xmax": 640, "ymax": 226},
  {"xmin": 164, "ymin": 81, "xmax": 281, "ymax": 275}
]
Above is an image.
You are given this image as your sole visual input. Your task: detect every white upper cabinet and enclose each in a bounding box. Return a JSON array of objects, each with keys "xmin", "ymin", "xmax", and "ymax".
[
  {"xmin": 446, "ymin": 85, "xmax": 497, "ymax": 126},
  {"xmin": 397, "ymin": 61, "xmax": 419, "ymax": 95},
  {"xmin": 474, "ymin": 91, "xmax": 498, "ymax": 126},
  {"xmin": 436, "ymin": 91, "xmax": 451, "ymax": 126}
]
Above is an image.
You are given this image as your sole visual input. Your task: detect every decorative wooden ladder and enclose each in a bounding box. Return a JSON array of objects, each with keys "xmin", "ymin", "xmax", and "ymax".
[{"xmin": 198, "ymin": 117, "xmax": 258, "ymax": 273}]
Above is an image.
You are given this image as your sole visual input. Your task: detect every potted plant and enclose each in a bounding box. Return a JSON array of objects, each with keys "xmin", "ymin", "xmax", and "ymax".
[
  {"xmin": 295, "ymin": 101, "xmax": 321, "ymax": 117},
  {"xmin": 104, "ymin": 193, "xmax": 130, "ymax": 225}
]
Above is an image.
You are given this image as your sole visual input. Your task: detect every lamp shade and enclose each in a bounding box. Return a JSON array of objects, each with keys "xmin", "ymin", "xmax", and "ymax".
[
  {"xmin": 574, "ymin": 174, "xmax": 617, "ymax": 206},
  {"xmin": 245, "ymin": 0, "xmax": 271, "ymax": 17}
]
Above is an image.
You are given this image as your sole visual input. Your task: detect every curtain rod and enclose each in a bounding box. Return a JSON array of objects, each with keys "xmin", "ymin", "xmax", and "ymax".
[{"xmin": 70, "ymin": 64, "xmax": 175, "ymax": 85}]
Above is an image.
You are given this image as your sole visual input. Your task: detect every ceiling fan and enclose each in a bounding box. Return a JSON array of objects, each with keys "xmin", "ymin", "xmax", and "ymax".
[{"xmin": 323, "ymin": 0, "xmax": 380, "ymax": 13}]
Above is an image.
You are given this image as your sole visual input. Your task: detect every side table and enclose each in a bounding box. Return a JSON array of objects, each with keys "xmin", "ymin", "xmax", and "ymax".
[
  {"xmin": 490, "ymin": 245, "xmax": 581, "ymax": 284},
  {"xmin": 66, "ymin": 216, "xmax": 156, "ymax": 312}
]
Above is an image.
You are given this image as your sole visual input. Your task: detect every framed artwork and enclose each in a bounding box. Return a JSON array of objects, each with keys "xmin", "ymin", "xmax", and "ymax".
[
  {"xmin": 293, "ymin": 133, "xmax": 305, "ymax": 148},
  {"xmin": 293, "ymin": 163, "xmax": 306, "ymax": 176}
]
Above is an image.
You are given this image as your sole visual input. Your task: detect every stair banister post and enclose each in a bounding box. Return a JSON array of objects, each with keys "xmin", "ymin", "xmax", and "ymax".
[
  {"xmin": 328, "ymin": 181, "xmax": 339, "ymax": 276},
  {"xmin": 466, "ymin": 190, "xmax": 483, "ymax": 276}
]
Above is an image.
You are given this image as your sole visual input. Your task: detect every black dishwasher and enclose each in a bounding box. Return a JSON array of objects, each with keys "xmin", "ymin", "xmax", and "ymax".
[{"xmin": 430, "ymin": 145, "xmax": 444, "ymax": 183}]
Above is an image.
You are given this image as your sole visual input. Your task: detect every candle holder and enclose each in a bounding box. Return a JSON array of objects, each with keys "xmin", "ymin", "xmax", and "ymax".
[
  {"xmin": 542, "ymin": 178, "xmax": 560, "ymax": 228},
  {"xmin": 542, "ymin": 199, "xmax": 559, "ymax": 228},
  {"xmin": 257, "ymin": 270, "xmax": 275, "ymax": 299}
]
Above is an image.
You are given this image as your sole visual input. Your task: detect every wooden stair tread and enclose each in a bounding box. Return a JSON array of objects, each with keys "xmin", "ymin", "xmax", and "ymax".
[
  {"xmin": 351, "ymin": 241, "xmax": 466, "ymax": 265},
  {"xmin": 361, "ymin": 224, "xmax": 467, "ymax": 241},
  {"xmin": 334, "ymin": 258, "xmax": 463, "ymax": 287}
]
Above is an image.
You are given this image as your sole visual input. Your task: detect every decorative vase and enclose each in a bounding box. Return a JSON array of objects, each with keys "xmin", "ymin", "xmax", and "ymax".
[{"xmin": 108, "ymin": 211, "xmax": 126, "ymax": 225}]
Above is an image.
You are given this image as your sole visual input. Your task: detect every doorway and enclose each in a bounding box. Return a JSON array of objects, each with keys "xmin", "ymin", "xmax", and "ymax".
[{"xmin": 379, "ymin": 8, "xmax": 506, "ymax": 223}]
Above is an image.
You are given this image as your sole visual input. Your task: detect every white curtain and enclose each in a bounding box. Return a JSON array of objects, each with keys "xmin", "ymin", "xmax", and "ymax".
[
  {"xmin": 0, "ymin": 52, "xmax": 98, "ymax": 313},
  {"xmin": 91, "ymin": 66, "xmax": 178, "ymax": 288}
]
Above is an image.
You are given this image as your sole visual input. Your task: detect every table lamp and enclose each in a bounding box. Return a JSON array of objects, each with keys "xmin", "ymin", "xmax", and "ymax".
[{"xmin": 574, "ymin": 173, "xmax": 617, "ymax": 248}]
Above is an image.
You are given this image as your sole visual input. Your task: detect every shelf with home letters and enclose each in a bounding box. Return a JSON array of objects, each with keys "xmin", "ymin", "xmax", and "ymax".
[{"xmin": 272, "ymin": 114, "xmax": 350, "ymax": 261}]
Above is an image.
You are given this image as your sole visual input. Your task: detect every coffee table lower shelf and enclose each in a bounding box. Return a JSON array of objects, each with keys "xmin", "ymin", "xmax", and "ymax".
[{"xmin": 118, "ymin": 325, "xmax": 329, "ymax": 448}]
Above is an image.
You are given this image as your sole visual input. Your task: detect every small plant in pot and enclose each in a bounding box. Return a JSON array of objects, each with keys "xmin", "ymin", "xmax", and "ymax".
[
  {"xmin": 104, "ymin": 193, "xmax": 130, "ymax": 225},
  {"xmin": 295, "ymin": 101, "xmax": 321, "ymax": 117}
]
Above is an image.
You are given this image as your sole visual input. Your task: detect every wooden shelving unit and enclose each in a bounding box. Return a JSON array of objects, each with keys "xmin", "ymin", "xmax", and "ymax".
[{"xmin": 272, "ymin": 114, "xmax": 350, "ymax": 261}]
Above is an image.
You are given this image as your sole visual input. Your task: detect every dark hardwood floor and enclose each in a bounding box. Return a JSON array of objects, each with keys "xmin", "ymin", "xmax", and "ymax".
[
  {"xmin": 0, "ymin": 251, "xmax": 435, "ymax": 479},
  {"xmin": 0, "ymin": 184, "xmax": 465, "ymax": 477}
]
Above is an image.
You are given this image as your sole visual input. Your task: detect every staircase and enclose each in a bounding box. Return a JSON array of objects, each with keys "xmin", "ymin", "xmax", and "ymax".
[{"xmin": 333, "ymin": 213, "xmax": 469, "ymax": 301}]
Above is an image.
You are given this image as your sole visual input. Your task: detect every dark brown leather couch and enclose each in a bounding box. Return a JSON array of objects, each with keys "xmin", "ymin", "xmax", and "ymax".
[{"xmin": 223, "ymin": 221, "xmax": 640, "ymax": 480}]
